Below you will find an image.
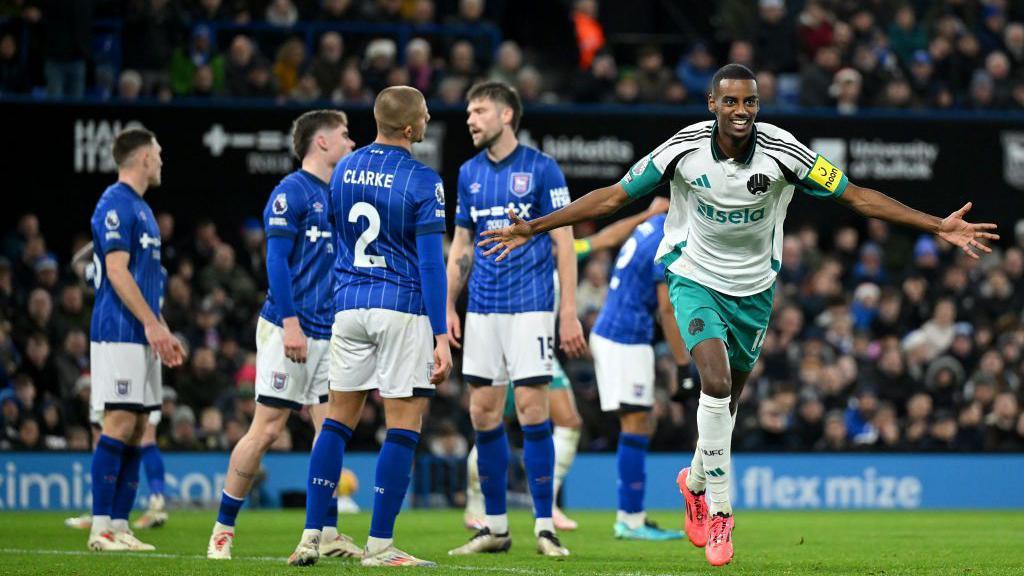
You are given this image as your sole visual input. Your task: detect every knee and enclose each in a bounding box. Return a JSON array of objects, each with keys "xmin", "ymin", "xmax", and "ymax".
[
  {"xmin": 700, "ymin": 372, "xmax": 732, "ymax": 399},
  {"xmin": 469, "ymin": 401, "xmax": 502, "ymax": 431},
  {"xmin": 249, "ymin": 425, "xmax": 281, "ymax": 451},
  {"xmin": 516, "ymin": 403, "xmax": 548, "ymax": 426}
]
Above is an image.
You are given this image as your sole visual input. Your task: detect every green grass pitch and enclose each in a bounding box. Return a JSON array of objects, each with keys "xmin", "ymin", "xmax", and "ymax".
[{"xmin": 1, "ymin": 509, "xmax": 1022, "ymax": 575}]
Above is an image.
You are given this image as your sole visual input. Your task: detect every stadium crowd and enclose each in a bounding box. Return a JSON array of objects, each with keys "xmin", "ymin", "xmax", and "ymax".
[
  {"xmin": 1, "ymin": 207, "xmax": 1024, "ymax": 456},
  {"xmin": 2, "ymin": 0, "xmax": 1024, "ymax": 111}
]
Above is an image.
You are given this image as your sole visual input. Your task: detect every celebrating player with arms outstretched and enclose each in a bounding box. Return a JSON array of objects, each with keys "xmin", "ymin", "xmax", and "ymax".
[
  {"xmin": 207, "ymin": 110, "xmax": 357, "ymax": 560},
  {"xmin": 87, "ymin": 128, "xmax": 185, "ymax": 552},
  {"xmin": 479, "ymin": 64, "xmax": 998, "ymax": 567},
  {"xmin": 447, "ymin": 81, "xmax": 587, "ymax": 558},
  {"xmin": 288, "ymin": 86, "xmax": 451, "ymax": 567}
]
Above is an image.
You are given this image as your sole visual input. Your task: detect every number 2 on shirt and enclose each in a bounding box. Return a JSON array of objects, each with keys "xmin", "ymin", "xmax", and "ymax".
[{"xmin": 349, "ymin": 202, "xmax": 388, "ymax": 269}]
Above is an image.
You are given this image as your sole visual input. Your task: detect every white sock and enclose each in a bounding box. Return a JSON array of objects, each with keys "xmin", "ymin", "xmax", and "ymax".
[
  {"xmin": 688, "ymin": 403, "xmax": 739, "ymax": 493},
  {"xmin": 90, "ymin": 515, "xmax": 112, "ymax": 536},
  {"xmin": 486, "ymin": 514, "xmax": 508, "ymax": 535},
  {"xmin": 366, "ymin": 536, "xmax": 392, "ymax": 555},
  {"xmin": 534, "ymin": 517, "xmax": 554, "ymax": 536},
  {"xmin": 214, "ymin": 521, "xmax": 234, "ymax": 534},
  {"xmin": 465, "ymin": 445, "xmax": 485, "ymax": 517},
  {"xmin": 616, "ymin": 510, "xmax": 646, "ymax": 530},
  {"xmin": 301, "ymin": 528, "xmax": 321, "ymax": 545},
  {"xmin": 552, "ymin": 426, "xmax": 580, "ymax": 500},
  {"xmin": 148, "ymin": 493, "xmax": 165, "ymax": 511},
  {"xmin": 697, "ymin": 392, "xmax": 733, "ymax": 516},
  {"xmin": 321, "ymin": 526, "xmax": 338, "ymax": 541},
  {"xmin": 111, "ymin": 519, "xmax": 129, "ymax": 533}
]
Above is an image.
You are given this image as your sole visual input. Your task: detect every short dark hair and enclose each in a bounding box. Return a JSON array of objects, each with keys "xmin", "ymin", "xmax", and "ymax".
[
  {"xmin": 112, "ymin": 128, "xmax": 156, "ymax": 166},
  {"xmin": 710, "ymin": 63, "xmax": 757, "ymax": 95},
  {"xmin": 467, "ymin": 81, "xmax": 523, "ymax": 131},
  {"xmin": 291, "ymin": 109, "xmax": 348, "ymax": 159}
]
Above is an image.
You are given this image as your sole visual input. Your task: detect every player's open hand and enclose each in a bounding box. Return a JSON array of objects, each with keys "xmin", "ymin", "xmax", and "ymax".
[
  {"xmin": 937, "ymin": 202, "xmax": 999, "ymax": 259},
  {"xmin": 146, "ymin": 322, "xmax": 184, "ymax": 368},
  {"xmin": 559, "ymin": 314, "xmax": 588, "ymax": 358},
  {"xmin": 645, "ymin": 196, "xmax": 670, "ymax": 217},
  {"xmin": 282, "ymin": 317, "xmax": 308, "ymax": 363},
  {"xmin": 431, "ymin": 335, "xmax": 452, "ymax": 384},
  {"xmin": 446, "ymin": 308, "xmax": 462, "ymax": 349},
  {"xmin": 478, "ymin": 208, "xmax": 533, "ymax": 262}
]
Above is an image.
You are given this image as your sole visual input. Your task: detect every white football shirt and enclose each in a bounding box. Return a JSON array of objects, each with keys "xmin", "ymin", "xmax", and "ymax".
[{"xmin": 621, "ymin": 120, "xmax": 848, "ymax": 297}]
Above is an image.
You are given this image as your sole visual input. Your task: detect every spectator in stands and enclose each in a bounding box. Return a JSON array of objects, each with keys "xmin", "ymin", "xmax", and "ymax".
[
  {"xmin": 117, "ymin": 69, "xmax": 144, "ymax": 101},
  {"xmin": 446, "ymin": 40, "xmax": 479, "ymax": 88},
  {"xmin": 198, "ymin": 242, "xmax": 258, "ymax": 317},
  {"xmin": 576, "ymin": 257, "xmax": 609, "ymax": 318},
  {"xmin": 634, "ymin": 45, "xmax": 672, "ymax": 103},
  {"xmin": 800, "ymin": 45, "xmax": 841, "ymax": 107},
  {"xmin": 272, "ymin": 38, "xmax": 306, "ymax": 95},
  {"xmin": 573, "ymin": 51, "xmax": 616, "ymax": 103},
  {"xmin": 984, "ymin": 50, "xmax": 1013, "ymax": 106},
  {"xmin": 676, "ymin": 43, "xmax": 715, "ymax": 98},
  {"xmin": 815, "ymin": 410, "xmax": 849, "ymax": 451},
  {"xmin": 488, "ymin": 40, "xmax": 522, "ymax": 87},
  {"xmin": 266, "ymin": 0, "xmax": 299, "ymax": 27},
  {"xmin": 225, "ymin": 35, "xmax": 261, "ymax": 97},
  {"xmin": 797, "ymin": 0, "xmax": 833, "ymax": 59},
  {"xmin": 177, "ymin": 347, "xmax": 230, "ymax": 412},
  {"xmin": 515, "ymin": 65, "xmax": 547, "ymax": 103},
  {"xmin": 572, "ymin": 0, "xmax": 605, "ymax": 70},
  {"xmin": 289, "ymin": 71, "xmax": 321, "ymax": 102},
  {"xmin": 435, "ymin": 75, "xmax": 467, "ymax": 104},
  {"xmin": 169, "ymin": 406, "xmax": 201, "ymax": 450},
  {"xmin": 977, "ymin": 5, "xmax": 1007, "ymax": 56},
  {"xmin": 191, "ymin": 0, "xmax": 233, "ymax": 23},
  {"xmin": 757, "ymin": 0, "xmax": 799, "ymax": 73},
  {"xmin": 169, "ymin": 24, "xmax": 225, "ymax": 96},
  {"xmin": 986, "ymin": 392, "xmax": 1021, "ymax": 450},
  {"xmin": 21, "ymin": 333, "xmax": 58, "ymax": 400},
  {"xmin": 191, "ymin": 65, "xmax": 218, "ymax": 97},
  {"xmin": 405, "ymin": 38, "xmax": 437, "ymax": 97},
  {"xmin": 362, "ymin": 37, "xmax": 397, "ymax": 94},
  {"xmin": 363, "ymin": 0, "xmax": 403, "ymax": 23},
  {"xmin": 831, "ymin": 67, "xmax": 864, "ymax": 114},
  {"xmin": 318, "ymin": 0, "xmax": 358, "ymax": 21},
  {"xmin": 728, "ymin": 40, "xmax": 756, "ymax": 70},
  {"xmin": 53, "ymin": 328, "xmax": 87, "ymax": 398},
  {"xmin": 742, "ymin": 397, "xmax": 799, "ymax": 451},
  {"xmin": 410, "ymin": 0, "xmax": 436, "ymax": 25},
  {"xmin": 1004, "ymin": 22, "xmax": 1024, "ymax": 72},
  {"xmin": 332, "ymin": 64, "xmax": 373, "ymax": 104},
  {"xmin": 54, "ymin": 280, "xmax": 89, "ymax": 338},
  {"xmin": 0, "ymin": 32, "xmax": 29, "ymax": 94},
  {"xmin": 38, "ymin": 0, "xmax": 94, "ymax": 98},
  {"xmin": 878, "ymin": 77, "xmax": 915, "ymax": 108},
  {"xmin": 888, "ymin": 4, "xmax": 927, "ymax": 66},
  {"xmin": 198, "ymin": 406, "xmax": 227, "ymax": 450},
  {"xmin": 309, "ymin": 32, "xmax": 344, "ymax": 96},
  {"xmin": 122, "ymin": 0, "xmax": 182, "ymax": 96}
]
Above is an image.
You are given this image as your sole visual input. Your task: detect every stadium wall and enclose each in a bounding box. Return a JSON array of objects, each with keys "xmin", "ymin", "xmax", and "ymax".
[
  {"xmin": 2, "ymin": 100, "xmax": 1022, "ymax": 257},
  {"xmin": 1, "ymin": 452, "xmax": 1021, "ymax": 511}
]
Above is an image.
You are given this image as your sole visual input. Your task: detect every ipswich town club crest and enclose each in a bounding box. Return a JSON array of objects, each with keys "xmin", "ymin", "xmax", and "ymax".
[
  {"xmin": 116, "ymin": 379, "xmax": 131, "ymax": 397},
  {"xmin": 272, "ymin": 372, "xmax": 288, "ymax": 391},
  {"xmin": 510, "ymin": 172, "xmax": 533, "ymax": 197}
]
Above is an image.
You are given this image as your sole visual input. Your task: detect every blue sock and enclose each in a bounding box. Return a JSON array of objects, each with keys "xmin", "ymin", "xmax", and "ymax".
[
  {"xmin": 522, "ymin": 420, "xmax": 555, "ymax": 520},
  {"xmin": 324, "ymin": 497, "xmax": 339, "ymax": 529},
  {"xmin": 617, "ymin": 433, "xmax": 649, "ymax": 514},
  {"xmin": 304, "ymin": 418, "xmax": 352, "ymax": 530},
  {"xmin": 475, "ymin": 424, "xmax": 509, "ymax": 517},
  {"xmin": 141, "ymin": 444, "xmax": 165, "ymax": 496},
  {"xmin": 369, "ymin": 428, "xmax": 420, "ymax": 539},
  {"xmin": 217, "ymin": 491, "xmax": 245, "ymax": 527},
  {"xmin": 111, "ymin": 445, "xmax": 142, "ymax": 521},
  {"xmin": 91, "ymin": 435, "xmax": 125, "ymax": 517}
]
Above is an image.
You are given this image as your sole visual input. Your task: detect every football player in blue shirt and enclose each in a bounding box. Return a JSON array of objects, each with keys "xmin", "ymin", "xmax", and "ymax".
[
  {"xmin": 590, "ymin": 213, "xmax": 689, "ymax": 541},
  {"xmin": 207, "ymin": 110, "xmax": 358, "ymax": 560},
  {"xmin": 447, "ymin": 82, "xmax": 587, "ymax": 558},
  {"xmin": 87, "ymin": 128, "xmax": 185, "ymax": 552},
  {"xmin": 288, "ymin": 86, "xmax": 451, "ymax": 567}
]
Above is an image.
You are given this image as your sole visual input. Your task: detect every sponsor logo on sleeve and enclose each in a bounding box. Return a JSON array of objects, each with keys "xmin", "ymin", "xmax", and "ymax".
[{"xmin": 435, "ymin": 182, "xmax": 446, "ymax": 205}]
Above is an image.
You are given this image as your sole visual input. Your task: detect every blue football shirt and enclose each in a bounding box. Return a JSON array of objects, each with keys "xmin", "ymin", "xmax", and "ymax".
[
  {"xmin": 331, "ymin": 143, "xmax": 447, "ymax": 315},
  {"xmin": 455, "ymin": 145, "xmax": 571, "ymax": 313},
  {"xmin": 259, "ymin": 170, "xmax": 335, "ymax": 340},
  {"xmin": 592, "ymin": 214, "xmax": 667, "ymax": 345},
  {"xmin": 89, "ymin": 182, "xmax": 164, "ymax": 344}
]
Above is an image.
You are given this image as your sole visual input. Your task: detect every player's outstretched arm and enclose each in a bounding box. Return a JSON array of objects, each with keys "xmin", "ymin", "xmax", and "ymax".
[
  {"xmin": 445, "ymin": 226, "xmax": 474, "ymax": 349},
  {"xmin": 479, "ymin": 183, "xmax": 633, "ymax": 261},
  {"xmin": 105, "ymin": 251, "xmax": 184, "ymax": 367},
  {"xmin": 837, "ymin": 184, "xmax": 999, "ymax": 259},
  {"xmin": 584, "ymin": 196, "xmax": 669, "ymax": 253},
  {"xmin": 550, "ymin": 226, "xmax": 587, "ymax": 358}
]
